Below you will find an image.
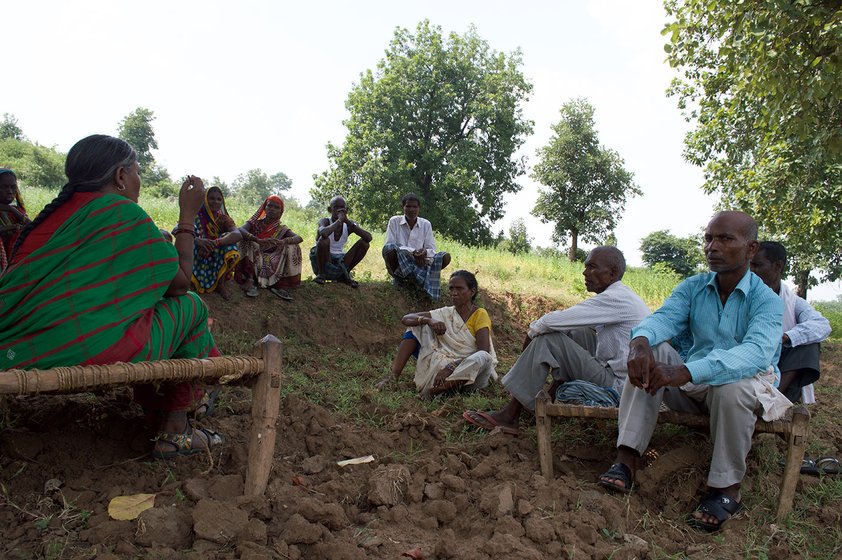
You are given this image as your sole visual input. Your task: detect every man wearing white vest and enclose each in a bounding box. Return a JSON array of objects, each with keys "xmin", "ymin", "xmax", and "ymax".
[
  {"xmin": 750, "ymin": 241, "xmax": 831, "ymax": 403},
  {"xmin": 310, "ymin": 196, "xmax": 372, "ymax": 288}
]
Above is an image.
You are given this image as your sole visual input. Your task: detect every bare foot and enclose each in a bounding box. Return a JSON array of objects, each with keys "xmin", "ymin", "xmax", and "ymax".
[{"xmin": 428, "ymin": 379, "xmax": 465, "ymax": 396}]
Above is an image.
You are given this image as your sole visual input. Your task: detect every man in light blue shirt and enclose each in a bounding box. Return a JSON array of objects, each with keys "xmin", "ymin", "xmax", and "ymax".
[{"xmin": 598, "ymin": 211, "xmax": 785, "ymax": 533}]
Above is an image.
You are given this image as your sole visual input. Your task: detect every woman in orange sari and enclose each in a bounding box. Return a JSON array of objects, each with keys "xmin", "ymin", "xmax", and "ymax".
[{"xmin": 236, "ymin": 195, "xmax": 302, "ymax": 301}]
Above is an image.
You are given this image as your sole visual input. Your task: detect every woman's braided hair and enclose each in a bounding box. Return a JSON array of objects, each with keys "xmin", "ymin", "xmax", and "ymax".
[{"xmin": 12, "ymin": 135, "xmax": 137, "ymax": 257}]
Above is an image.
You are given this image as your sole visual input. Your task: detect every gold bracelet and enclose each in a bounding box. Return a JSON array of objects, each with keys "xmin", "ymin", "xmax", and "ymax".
[{"xmin": 173, "ymin": 227, "xmax": 196, "ymax": 237}]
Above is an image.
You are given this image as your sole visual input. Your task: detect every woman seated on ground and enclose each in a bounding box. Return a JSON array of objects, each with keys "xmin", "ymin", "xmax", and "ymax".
[
  {"xmin": 0, "ymin": 168, "xmax": 30, "ymax": 274},
  {"xmin": 189, "ymin": 186, "xmax": 241, "ymax": 299},
  {"xmin": 236, "ymin": 195, "xmax": 303, "ymax": 301},
  {"xmin": 0, "ymin": 135, "xmax": 223, "ymax": 460},
  {"xmin": 376, "ymin": 270, "xmax": 498, "ymax": 398}
]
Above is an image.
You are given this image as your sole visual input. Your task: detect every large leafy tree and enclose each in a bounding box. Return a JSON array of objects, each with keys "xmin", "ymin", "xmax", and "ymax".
[
  {"xmin": 233, "ymin": 169, "xmax": 291, "ymax": 205},
  {"xmin": 663, "ymin": 0, "xmax": 842, "ymax": 296},
  {"xmin": 1, "ymin": 114, "xmax": 25, "ymax": 141},
  {"xmin": 531, "ymin": 98, "xmax": 640, "ymax": 261},
  {"xmin": 498, "ymin": 218, "xmax": 532, "ymax": 255},
  {"xmin": 0, "ymin": 138, "xmax": 65, "ymax": 190},
  {"xmin": 311, "ymin": 20, "xmax": 533, "ymax": 245},
  {"xmin": 640, "ymin": 229, "xmax": 703, "ymax": 277},
  {"xmin": 118, "ymin": 107, "xmax": 169, "ymax": 184}
]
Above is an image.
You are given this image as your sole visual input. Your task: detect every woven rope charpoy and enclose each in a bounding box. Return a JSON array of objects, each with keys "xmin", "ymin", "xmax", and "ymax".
[{"xmin": 1, "ymin": 356, "xmax": 264, "ymax": 396}]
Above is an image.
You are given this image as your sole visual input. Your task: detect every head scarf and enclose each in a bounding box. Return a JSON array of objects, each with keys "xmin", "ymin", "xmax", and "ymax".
[
  {"xmin": 196, "ymin": 186, "xmax": 234, "ymax": 239},
  {"xmin": 0, "ymin": 169, "xmax": 25, "ymax": 213},
  {"xmin": 246, "ymin": 195, "xmax": 284, "ymax": 238}
]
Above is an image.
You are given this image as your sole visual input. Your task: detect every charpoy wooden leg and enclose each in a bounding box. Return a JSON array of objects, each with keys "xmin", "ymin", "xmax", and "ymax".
[
  {"xmin": 244, "ymin": 335, "xmax": 283, "ymax": 497},
  {"xmin": 776, "ymin": 406, "xmax": 810, "ymax": 520},
  {"xmin": 535, "ymin": 389, "xmax": 554, "ymax": 480}
]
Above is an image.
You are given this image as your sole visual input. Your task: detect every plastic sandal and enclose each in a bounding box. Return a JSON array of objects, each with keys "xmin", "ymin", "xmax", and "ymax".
[
  {"xmin": 151, "ymin": 421, "xmax": 225, "ymax": 460},
  {"xmin": 687, "ymin": 491, "xmax": 743, "ymax": 532},
  {"xmin": 598, "ymin": 463, "xmax": 634, "ymax": 494},
  {"xmin": 814, "ymin": 456, "xmax": 841, "ymax": 475},
  {"xmin": 269, "ymin": 287, "xmax": 293, "ymax": 301},
  {"xmin": 193, "ymin": 386, "xmax": 220, "ymax": 421}
]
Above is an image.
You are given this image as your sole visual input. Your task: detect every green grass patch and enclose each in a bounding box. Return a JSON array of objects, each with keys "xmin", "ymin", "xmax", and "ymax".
[
  {"xmin": 780, "ymin": 478, "xmax": 842, "ymax": 558},
  {"xmin": 814, "ymin": 300, "xmax": 841, "ymax": 342}
]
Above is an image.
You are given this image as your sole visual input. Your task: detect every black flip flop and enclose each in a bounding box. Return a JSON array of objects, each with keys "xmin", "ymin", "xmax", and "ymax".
[
  {"xmin": 598, "ymin": 463, "xmax": 634, "ymax": 494},
  {"xmin": 779, "ymin": 456, "xmax": 841, "ymax": 476},
  {"xmin": 687, "ymin": 491, "xmax": 743, "ymax": 532},
  {"xmin": 806, "ymin": 456, "xmax": 842, "ymax": 475}
]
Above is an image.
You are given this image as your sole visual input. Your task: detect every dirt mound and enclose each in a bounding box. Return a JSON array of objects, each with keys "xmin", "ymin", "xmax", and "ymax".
[{"xmin": 1, "ymin": 284, "xmax": 840, "ymax": 559}]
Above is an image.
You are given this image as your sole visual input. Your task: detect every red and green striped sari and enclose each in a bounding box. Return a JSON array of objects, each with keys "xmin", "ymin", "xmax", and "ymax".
[{"xmin": 0, "ymin": 192, "xmax": 218, "ymax": 411}]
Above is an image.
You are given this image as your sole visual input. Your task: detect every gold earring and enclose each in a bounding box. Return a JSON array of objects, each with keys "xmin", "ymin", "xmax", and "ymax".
[{"xmin": 117, "ymin": 184, "xmax": 126, "ymax": 191}]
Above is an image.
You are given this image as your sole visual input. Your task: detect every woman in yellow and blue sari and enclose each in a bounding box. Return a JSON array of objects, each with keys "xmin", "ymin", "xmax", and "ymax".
[{"xmin": 189, "ymin": 186, "xmax": 241, "ymax": 299}]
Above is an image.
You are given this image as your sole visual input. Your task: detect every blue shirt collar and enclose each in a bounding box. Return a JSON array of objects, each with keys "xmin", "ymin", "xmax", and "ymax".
[{"xmin": 706, "ymin": 268, "xmax": 753, "ymax": 296}]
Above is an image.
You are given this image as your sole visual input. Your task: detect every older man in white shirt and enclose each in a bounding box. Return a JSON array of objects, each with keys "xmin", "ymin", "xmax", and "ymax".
[
  {"xmin": 382, "ymin": 193, "xmax": 451, "ymax": 300},
  {"xmin": 463, "ymin": 246, "xmax": 650, "ymax": 435},
  {"xmin": 750, "ymin": 241, "xmax": 831, "ymax": 403}
]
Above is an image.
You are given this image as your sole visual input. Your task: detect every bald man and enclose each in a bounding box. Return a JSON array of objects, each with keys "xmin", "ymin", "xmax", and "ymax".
[
  {"xmin": 599, "ymin": 211, "xmax": 787, "ymax": 533},
  {"xmin": 463, "ymin": 246, "xmax": 650, "ymax": 435}
]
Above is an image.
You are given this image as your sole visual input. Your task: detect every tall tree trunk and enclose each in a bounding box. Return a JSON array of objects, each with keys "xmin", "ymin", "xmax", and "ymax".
[
  {"xmin": 794, "ymin": 269, "xmax": 810, "ymax": 299},
  {"xmin": 568, "ymin": 230, "xmax": 578, "ymax": 262}
]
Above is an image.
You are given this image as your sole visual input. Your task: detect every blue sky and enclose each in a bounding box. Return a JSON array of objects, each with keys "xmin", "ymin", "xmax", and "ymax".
[{"xmin": 7, "ymin": 0, "xmax": 840, "ymax": 299}]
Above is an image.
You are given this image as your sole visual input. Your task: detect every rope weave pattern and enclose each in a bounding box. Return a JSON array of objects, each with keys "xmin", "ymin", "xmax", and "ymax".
[{"xmin": 1, "ymin": 356, "xmax": 264, "ymax": 395}]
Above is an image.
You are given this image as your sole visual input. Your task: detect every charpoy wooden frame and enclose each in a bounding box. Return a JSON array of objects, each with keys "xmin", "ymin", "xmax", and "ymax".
[
  {"xmin": 0, "ymin": 335, "xmax": 283, "ymax": 497},
  {"xmin": 534, "ymin": 389, "xmax": 810, "ymax": 521}
]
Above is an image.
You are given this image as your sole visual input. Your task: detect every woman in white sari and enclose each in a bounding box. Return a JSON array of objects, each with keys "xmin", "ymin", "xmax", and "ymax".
[{"xmin": 377, "ymin": 270, "xmax": 497, "ymax": 398}]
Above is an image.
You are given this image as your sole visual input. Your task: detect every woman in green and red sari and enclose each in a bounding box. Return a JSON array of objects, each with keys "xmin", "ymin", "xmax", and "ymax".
[
  {"xmin": 0, "ymin": 135, "xmax": 223, "ymax": 460},
  {"xmin": 236, "ymin": 195, "xmax": 303, "ymax": 301},
  {"xmin": 190, "ymin": 186, "xmax": 241, "ymax": 300},
  {"xmin": 0, "ymin": 168, "xmax": 30, "ymax": 274}
]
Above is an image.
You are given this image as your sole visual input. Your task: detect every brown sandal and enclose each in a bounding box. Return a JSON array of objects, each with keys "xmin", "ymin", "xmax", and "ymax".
[{"xmin": 151, "ymin": 421, "xmax": 224, "ymax": 460}]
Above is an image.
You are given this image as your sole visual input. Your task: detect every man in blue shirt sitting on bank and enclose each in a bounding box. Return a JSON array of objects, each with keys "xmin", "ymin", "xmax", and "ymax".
[{"xmin": 598, "ymin": 211, "xmax": 788, "ymax": 533}]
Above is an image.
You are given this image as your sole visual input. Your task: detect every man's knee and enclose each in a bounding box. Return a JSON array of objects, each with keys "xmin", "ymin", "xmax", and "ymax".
[
  {"xmin": 354, "ymin": 238, "xmax": 370, "ymax": 252},
  {"xmin": 709, "ymin": 378, "xmax": 756, "ymax": 409},
  {"xmin": 441, "ymin": 252, "xmax": 451, "ymax": 269},
  {"xmin": 652, "ymin": 342, "xmax": 683, "ymax": 365},
  {"xmin": 382, "ymin": 246, "xmax": 398, "ymax": 272}
]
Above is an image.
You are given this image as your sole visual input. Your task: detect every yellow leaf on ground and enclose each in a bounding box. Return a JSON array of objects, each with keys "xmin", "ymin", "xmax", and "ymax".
[{"xmin": 107, "ymin": 493, "xmax": 156, "ymax": 521}]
